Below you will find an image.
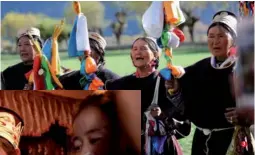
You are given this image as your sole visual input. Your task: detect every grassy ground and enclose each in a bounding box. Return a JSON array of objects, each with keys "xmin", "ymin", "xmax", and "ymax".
[
  {"xmin": 1, "ymin": 47, "xmax": 210, "ymax": 155},
  {"xmin": 1, "ymin": 46, "xmax": 209, "ymax": 73}
]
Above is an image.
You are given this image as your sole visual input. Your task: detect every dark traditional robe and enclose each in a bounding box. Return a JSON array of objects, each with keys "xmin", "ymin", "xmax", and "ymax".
[
  {"xmin": 1, "ymin": 62, "xmax": 33, "ymax": 90},
  {"xmin": 105, "ymin": 71, "xmax": 191, "ymax": 155},
  {"xmin": 59, "ymin": 65, "xmax": 120, "ymax": 90},
  {"xmin": 172, "ymin": 57, "xmax": 236, "ymax": 155}
]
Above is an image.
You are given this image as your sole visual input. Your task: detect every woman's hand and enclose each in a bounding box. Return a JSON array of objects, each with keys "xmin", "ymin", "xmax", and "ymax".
[
  {"xmin": 165, "ymin": 77, "xmax": 179, "ymax": 95},
  {"xmin": 225, "ymin": 107, "xmax": 238, "ymax": 125},
  {"xmin": 225, "ymin": 107, "xmax": 254, "ymax": 126},
  {"xmin": 236, "ymin": 106, "xmax": 254, "ymax": 126}
]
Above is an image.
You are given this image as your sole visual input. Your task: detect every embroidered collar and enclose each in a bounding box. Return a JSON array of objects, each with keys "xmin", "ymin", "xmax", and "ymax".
[
  {"xmin": 134, "ymin": 70, "xmax": 158, "ymax": 78},
  {"xmin": 210, "ymin": 55, "xmax": 237, "ymax": 69}
]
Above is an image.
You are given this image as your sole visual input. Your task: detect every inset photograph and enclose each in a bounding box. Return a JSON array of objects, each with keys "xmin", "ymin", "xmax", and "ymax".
[{"xmin": 0, "ymin": 90, "xmax": 141, "ymax": 155}]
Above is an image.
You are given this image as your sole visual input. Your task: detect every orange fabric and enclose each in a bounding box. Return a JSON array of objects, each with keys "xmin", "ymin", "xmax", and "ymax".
[
  {"xmin": 89, "ymin": 79, "xmax": 104, "ymax": 90},
  {"xmin": 85, "ymin": 56, "xmax": 97, "ymax": 74},
  {"xmin": 165, "ymin": 48, "xmax": 172, "ymax": 58},
  {"xmin": 163, "ymin": 1, "xmax": 179, "ymax": 24},
  {"xmin": 51, "ymin": 39, "xmax": 58, "ymax": 75},
  {"xmin": 25, "ymin": 70, "xmax": 33, "ymax": 81},
  {"xmin": 73, "ymin": 1, "xmax": 81, "ymax": 15},
  {"xmin": 167, "ymin": 64, "xmax": 181, "ymax": 77},
  {"xmin": 0, "ymin": 91, "xmax": 82, "ymax": 137},
  {"xmin": 47, "ymin": 61, "xmax": 63, "ymax": 89}
]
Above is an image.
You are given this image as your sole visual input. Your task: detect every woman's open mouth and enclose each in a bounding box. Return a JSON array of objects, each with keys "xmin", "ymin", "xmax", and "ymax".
[
  {"xmin": 21, "ymin": 53, "xmax": 29, "ymax": 57},
  {"xmin": 213, "ymin": 47, "xmax": 221, "ymax": 50},
  {"xmin": 135, "ymin": 57, "xmax": 144, "ymax": 60}
]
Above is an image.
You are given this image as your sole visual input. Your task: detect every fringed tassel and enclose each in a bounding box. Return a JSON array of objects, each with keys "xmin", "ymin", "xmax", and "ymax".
[
  {"xmin": 171, "ymin": 135, "xmax": 183, "ymax": 155},
  {"xmin": 226, "ymin": 126, "xmax": 255, "ymax": 155}
]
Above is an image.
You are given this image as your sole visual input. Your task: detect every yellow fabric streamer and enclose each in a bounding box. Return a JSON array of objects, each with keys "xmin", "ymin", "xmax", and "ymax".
[
  {"xmin": 52, "ymin": 19, "xmax": 64, "ymax": 75},
  {"xmin": 28, "ymin": 71, "xmax": 34, "ymax": 84},
  {"xmin": 28, "ymin": 33, "xmax": 42, "ymax": 56},
  {"xmin": 46, "ymin": 61, "xmax": 63, "ymax": 89}
]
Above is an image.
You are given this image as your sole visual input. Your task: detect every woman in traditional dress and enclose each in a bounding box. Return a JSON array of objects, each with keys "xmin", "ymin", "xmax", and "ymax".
[
  {"xmin": 1, "ymin": 27, "xmax": 43, "ymax": 90},
  {"xmin": 59, "ymin": 32, "xmax": 120, "ymax": 90},
  {"xmin": 166, "ymin": 11, "xmax": 254, "ymax": 155},
  {"xmin": 105, "ymin": 37, "xmax": 191, "ymax": 155}
]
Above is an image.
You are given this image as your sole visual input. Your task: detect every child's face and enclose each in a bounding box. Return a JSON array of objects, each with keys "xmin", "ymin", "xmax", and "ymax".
[{"xmin": 71, "ymin": 106, "xmax": 112, "ymax": 155}]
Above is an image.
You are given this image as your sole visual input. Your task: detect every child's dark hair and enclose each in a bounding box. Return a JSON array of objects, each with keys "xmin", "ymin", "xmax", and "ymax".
[
  {"xmin": 74, "ymin": 91, "xmax": 116, "ymax": 122},
  {"xmin": 132, "ymin": 37, "xmax": 160, "ymax": 69},
  {"xmin": 90, "ymin": 38, "xmax": 105, "ymax": 66},
  {"xmin": 16, "ymin": 35, "xmax": 44, "ymax": 49},
  {"xmin": 73, "ymin": 91, "xmax": 126, "ymax": 155}
]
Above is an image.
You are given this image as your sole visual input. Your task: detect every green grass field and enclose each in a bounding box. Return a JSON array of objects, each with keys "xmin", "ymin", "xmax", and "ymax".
[{"xmin": 1, "ymin": 47, "xmax": 210, "ymax": 155}]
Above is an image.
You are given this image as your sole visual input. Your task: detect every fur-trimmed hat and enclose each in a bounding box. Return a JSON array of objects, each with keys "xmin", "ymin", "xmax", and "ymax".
[
  {"xmin": 210, "ymin": 11, "xmax": 238, "ymax": 37},
  {"xmin": 89, "ymin": 32, "xmax": 107, "ymax": 49},
  {"xmin": 17, "ymin": 27, "xmax": 40, "ymax": 39},
  {"xmin": 0, "ymin": 107, "xmax": 24, "ymax": 149}
]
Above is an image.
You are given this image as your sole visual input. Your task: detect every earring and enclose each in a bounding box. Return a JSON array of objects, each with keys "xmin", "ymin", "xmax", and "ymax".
[{"xmin": 229, "ymin": 47, "xmax": 237, "ymax": 56}]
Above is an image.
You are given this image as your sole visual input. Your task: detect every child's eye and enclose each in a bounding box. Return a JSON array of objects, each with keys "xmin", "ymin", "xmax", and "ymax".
[
  {"xmin": 72, "ymin": 146, "xmax": 82, "ymax": 152},
  {"xmin": 90, "ymin": 137, "xmax": 102, "ymax": 145},
  {"xmin": 71, "ymin": 138, "xmax": 83, "ymax": 152}
]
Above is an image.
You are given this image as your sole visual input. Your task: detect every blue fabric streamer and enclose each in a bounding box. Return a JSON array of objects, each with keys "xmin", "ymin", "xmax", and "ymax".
[
  {"xmin": 79, "ymin": 58, "xmax": 99, "ymax": 90},
  {"xmin": 81, "ymin": 73, "xmax": 96, "ymax": 90},
  {"xmin": 68, "ymin": 14, "xmax": 101, "ymax": 90},
  {"xmin": 80, "ymin": 59, "xmax": 86, "ymax": 75},
  {"xmin": 84, "ymin": 83, "xmax": 89, "ymax": 90},
  {"xmin": 160, "ymin": 68, "xmax": 172, "ymax": 81},
  {"xmin": 68, "ymin": 16, "xmax": 79, "ymax": 57},
  {"xmin": 42, "ymin": 38, "xmax": 52, "ymax": 61}
]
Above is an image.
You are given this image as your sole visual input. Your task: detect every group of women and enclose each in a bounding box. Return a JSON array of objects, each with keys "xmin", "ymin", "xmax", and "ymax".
[{"xmin": 1, "ymin": 10, "xmax": 254, "ymax": 155}]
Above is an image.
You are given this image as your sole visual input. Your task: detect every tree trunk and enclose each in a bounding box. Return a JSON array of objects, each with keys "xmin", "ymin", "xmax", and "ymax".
[
  {"xmin": 188, "ymin": 26, "xmax": 194, "ymax": 42},
  {"xmin": 66, "ymin": 39, "xmax": 69, "ymax": 50},
  {"xmin": 116, "ymin": 33, "xmax": 121, "ymax": 46},
  {"xmin": 188, "ymin": 17, "xmax": 199, "ymax": 42},
  {"xmin": 116, "ymin": 22, "xmax": 125, "ymax": 47}
]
